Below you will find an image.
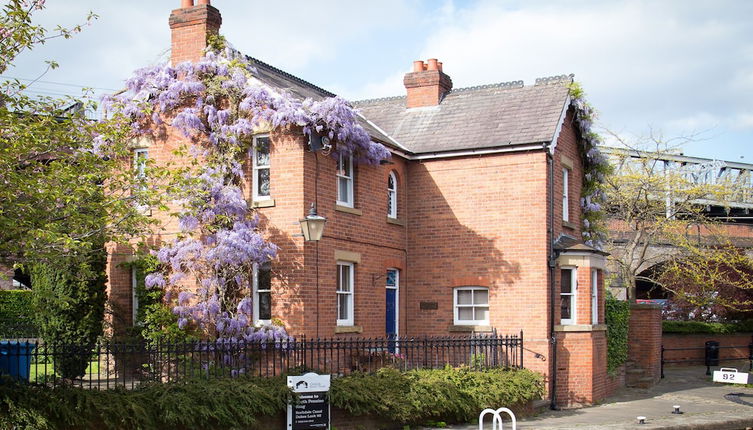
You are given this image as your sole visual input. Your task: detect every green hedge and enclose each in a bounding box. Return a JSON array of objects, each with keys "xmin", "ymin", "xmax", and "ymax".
[
  {"xmin": 0, "ymin": 290, "xmax": 37, "ymax": 337},
  {"xmin": 605, "ymin": 292, "xmax": 630, "ymax": 374},
  {"xmin": 662, "ymin": 320, "xmax": 753, "ymax": 334},
  {"xmin": 0, "ymin": 367, "xmax": 544, "ymax": 429}
]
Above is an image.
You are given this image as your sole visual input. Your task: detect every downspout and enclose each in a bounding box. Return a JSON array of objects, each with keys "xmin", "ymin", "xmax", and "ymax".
[{"xmin": 547, "ymin": 150, "xmax": 559, "ymax": 410}]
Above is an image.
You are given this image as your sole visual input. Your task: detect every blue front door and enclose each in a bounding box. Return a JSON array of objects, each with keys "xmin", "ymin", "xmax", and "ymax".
[{"xmin": 386, "ymin": 270, "xmax": 398, "ymax": 352}]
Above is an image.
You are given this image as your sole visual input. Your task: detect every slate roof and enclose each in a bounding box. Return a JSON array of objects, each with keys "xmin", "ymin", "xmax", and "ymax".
[
  {"xmin": 554, "ymin": 235, "xmax": 609, "ymax": 256},
  {"xmin": 353, "ymin": 78, "xmax": 573, "ymax": 154},
  {"xmin": 245, "ymin": 55, "xmax": 399, "ymax": 148}
]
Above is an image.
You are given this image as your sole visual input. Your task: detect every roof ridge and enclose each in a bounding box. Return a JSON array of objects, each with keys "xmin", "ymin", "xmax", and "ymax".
[
  {"xmin": 449, "ymin": 80, "xmax": 525, "ymax": 93},
  {"xmin": 353, "ymin": 94, "xmax": 406, "ymax": 104},
  {"xmin": 534, "ymin": 74, "xmax": 574, "ymax": 86},
  {"xmin": 246, "ymin": 55, "xmax": 337, "ymax": 98}
]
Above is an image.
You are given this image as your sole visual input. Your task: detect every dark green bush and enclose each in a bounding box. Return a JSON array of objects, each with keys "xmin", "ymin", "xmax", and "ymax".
[
  {"xmin": 0, "ymin": 367, "xmax": 544, "ymax": 429},
  {"xmin": 30, "ymin": 243, "xmax": 107, "ymax": 379},
  {"xmin": 605, "ymin": 292, "xmax": 630, "ymax": 373},
  {"xmin": 662, "ymin": 320, "xmax": 753, "ymax": 334},
  {"xmin": 0, "ymin": 289, "xmax": 37, "ymax": 337}
]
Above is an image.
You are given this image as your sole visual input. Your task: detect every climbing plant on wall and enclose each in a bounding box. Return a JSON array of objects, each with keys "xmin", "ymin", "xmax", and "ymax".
[
  {"xmin": 103, "ymin": 37, "xmax": 390, "ymax": 346},
  {"xmin": 569, "ymin": 82, "xmax": 611, "ymax": 249}
]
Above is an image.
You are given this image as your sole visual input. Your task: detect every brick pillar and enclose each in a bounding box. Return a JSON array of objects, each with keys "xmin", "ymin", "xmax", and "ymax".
[
  {"xmin": 627, "ymin": 303, "xmax": 662, "ymax": 387},
  {"xmin": 169, "ymin": 1, "xmax": 222, "ymax": 66},
  {"xmin": 403, "ymin": 59, "xmax": 453, "ymax": 108}
]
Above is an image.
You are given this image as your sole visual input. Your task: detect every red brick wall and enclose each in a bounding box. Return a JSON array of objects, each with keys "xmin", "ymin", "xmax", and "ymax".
[
  {"xmin": 663, "ymin": 332, "xmax": 753, "ymax": 366},
  {"xmin": 628, "ymin": 303, "xmax": 662, "ymax": 382},
  {"xmin": 406, "ymin": 150, "xmax": 550, "ymax": 376}
]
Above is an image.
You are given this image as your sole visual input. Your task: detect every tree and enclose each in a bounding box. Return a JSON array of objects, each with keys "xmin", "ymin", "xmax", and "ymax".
[
  {"xmin": 30, "ymin": 241, "xmax": 107, "ymax": 378},
  {"xmin": 0, "ymin": 0, "xmax": 157, "ymax": 268},
  {"xmin": 603, "ymin": 135, "xmax": 739, "ymax": 302},
  {"xmin": 657, "ymin": 233, "xmax": 753, "ymax": 321}
]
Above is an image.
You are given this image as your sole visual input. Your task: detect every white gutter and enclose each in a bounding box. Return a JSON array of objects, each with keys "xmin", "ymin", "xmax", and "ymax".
[{"xmin": 547, "ymin": 95, "xmax": 571, "ymax": 154}]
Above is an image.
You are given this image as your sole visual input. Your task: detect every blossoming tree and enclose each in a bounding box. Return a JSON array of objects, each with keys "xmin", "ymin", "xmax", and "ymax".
[{"xmin": 104, "ymin": 38, "xmax": 390, "ymax": 344}]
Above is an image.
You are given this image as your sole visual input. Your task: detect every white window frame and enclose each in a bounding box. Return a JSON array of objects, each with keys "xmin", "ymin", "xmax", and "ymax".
[
  {"xmin": 337, "ymin": 261, "xmax": 355, "ymax": 326},
  {"xmin": 591, "ymin": 268, "xmax": 599, "ymax": 325},
  {"xmin": 453, "ymin": 287, "xmax": 490, "ymax": 326},
  {"xmin": 253, "ymin": 262, "xmax": 272, "ymax": 325},
  {"xmin": 252, "ymin": 135, "xmax": 271, "ymax": 201},
  {"xmin": 336, "ymin": 153, "xmax": 354, "ymax": 207},
  {"xmin": 386, "ymin": 269, "xmax": 399, "ymax": 337},
  {"xmin": 131, "ymin": 267, "xmax": 139, "ymax": 326},
  {"xmin": 562, "ymin": 167, "xmax": 570, "ymax": 222},
  {"xmin": 561, "ymin": 267, "xmax": 577, "ymax": 325},
  {"xmin": 134, "ymin": 148, "xmax": 148, "ymax": 178},
  {"xmin": 133, "ymin": 149, "xmax": 150, "ymax": 214},
  {"xmin": 387, "ymin": 171, "xmax": 398, "ymax": 219}
]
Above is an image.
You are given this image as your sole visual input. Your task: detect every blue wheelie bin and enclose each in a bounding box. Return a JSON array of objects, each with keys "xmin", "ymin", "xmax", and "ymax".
[{"xmin": 0, "ymin": 341, "xmax": 36, "ymax": 382}]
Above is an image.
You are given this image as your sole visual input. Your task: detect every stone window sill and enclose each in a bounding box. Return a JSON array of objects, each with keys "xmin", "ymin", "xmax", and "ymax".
[
  {"xmin": 335, "ymin": 204, "xmax": 362, "ymax": 216},
  {"xmin": 562, "ymin": 220, "xmax": 577, "ymax": 230},
  {"xmin": 251, "ymin": 199, "xmax": 275, "ymax": 208},
  {"xmin": 386, "ymin": 217, "xmax": 405, "ymax": 226},
  {"xmin": 448, "ymin": 325, "xmax": 493, "ymax": 333},
  {"xmin": 335, "ymin": 325, "xmax": 363, "ymax": 334},
  {"xmin": 554, "ymin": 324, "xmax": 607, "ymax": 332}
]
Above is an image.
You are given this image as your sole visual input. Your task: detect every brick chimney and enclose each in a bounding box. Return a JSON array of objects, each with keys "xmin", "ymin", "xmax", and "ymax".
[
  {"xmin": 169, "ymin": 0, "xmax": 222, "ymax": 66},
  {"xmin": 403, "ymin": 58, "xmax": 453, "ymax": 108}
]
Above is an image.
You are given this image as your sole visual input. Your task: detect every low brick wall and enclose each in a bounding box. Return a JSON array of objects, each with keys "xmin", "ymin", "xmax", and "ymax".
[
  {"xmin": 604, "ymin": 365, "xmax": 625, "ymax": 397},
  {"xmin": 663, "ymin": 332, "xmax": 753, "ymax": 367}
]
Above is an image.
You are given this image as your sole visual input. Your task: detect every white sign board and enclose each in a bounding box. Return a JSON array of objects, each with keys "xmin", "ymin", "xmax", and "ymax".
[
  {"xmin": 713, "ymin": 368, "xmax": 749, "ymax": 384},
  {"xmin": 287, "ymin": 373, "xmax": 331, "ymax": 430}
]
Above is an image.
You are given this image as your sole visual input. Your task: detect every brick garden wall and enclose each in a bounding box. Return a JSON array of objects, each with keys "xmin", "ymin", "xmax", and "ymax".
[{"xmin": 663, "ymin": 332, "xmax": 753, "ymax": 367}]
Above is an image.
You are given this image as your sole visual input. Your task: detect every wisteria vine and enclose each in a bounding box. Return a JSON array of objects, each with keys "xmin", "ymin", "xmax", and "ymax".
[
  {"xmin": 104, "ymin": 40, "xmax": 390, "ymax": 346},
  {"xmin": 570, "ymin": 82, "xmax": 611, "ymax": 248}
]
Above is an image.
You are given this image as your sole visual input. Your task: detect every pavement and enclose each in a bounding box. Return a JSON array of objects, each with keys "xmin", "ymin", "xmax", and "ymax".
[{"xmin": 422, "ymin": 362, "xmax": 753, "ymax": 429}]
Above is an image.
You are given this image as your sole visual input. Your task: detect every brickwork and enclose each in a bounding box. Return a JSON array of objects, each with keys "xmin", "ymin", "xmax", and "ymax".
[
  {"xmin": 627, "ymin": 303, "xmax": 662, "ymax": 385},
  {"xmin": 663, "ymin": 332, "xmax": 753, "ymax": 366}
]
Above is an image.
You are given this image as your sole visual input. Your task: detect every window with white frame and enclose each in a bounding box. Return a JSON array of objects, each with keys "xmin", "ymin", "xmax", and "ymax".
[
  {"xmin": 562, "ymin": 167, "xmax": 570, "ymax": 222},
  {"xmin": 134, "ymin": 149, "xmax": 148, "ymax": 178},
  {"xmin": 253, "ymin": 261, "xmax": 272, "ymax": 324},
  {"xmin": 591, "ymin": 268, "xmax": 599, "ymax": 324},
  {"xmin": 252, "ymin": 135, "xmax": 271, "ymax": 201},
  {"xmin": 133, "ymin": 149, "xmax": 150, "ymax": 214},
  {"xmin": 336, "ymin": 261, "xmax": 354, "ymax": 326},
  {"xmin": 336, "ymin": 153, "xmax": 354, "ymax": 207},
  {"xmin": 387, "ymin": 171, "xmax": 397, "ymax": 219},
  {"xmin": 560, "ymin": 268, "xmax": 576, "ymax": 324},
  {"xmin": 453, "ymin": 287, "xmax": 489, "ymax": 325}
]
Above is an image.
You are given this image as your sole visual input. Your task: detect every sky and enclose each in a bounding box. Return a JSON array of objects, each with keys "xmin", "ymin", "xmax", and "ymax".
[{"xmin": 5, "ymin": 0, "xmax": 752, "ymax": 162}]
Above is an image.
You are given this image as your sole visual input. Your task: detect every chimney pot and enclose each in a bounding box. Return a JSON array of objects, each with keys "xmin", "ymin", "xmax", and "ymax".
[
  {"xmin": 197, "ymin": 0, "xmax": 210, "ymax": 4},
  {"xmin": 181, "ymin": 0, "xmax": 194, "ymax": 8},
  {"xmin": 403, "ymin": 57, "xmax": 452, "ymax": 108}
]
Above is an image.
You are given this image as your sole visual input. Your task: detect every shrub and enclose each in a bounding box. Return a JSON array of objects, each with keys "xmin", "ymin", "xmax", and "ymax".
[
  {"xmin": 30, "ymin": 243, "xmax": 107, "ymax": 379},
  {"xmin": 662, "ymin": 320, "xmax": 753, "ymax": 334},
  {"xmin": 605, "ymin": 292, "xmax": 630, "ymax": 374},
  {"xmin": 0, "ymin": 289, "xmax": 37, "ymax": 337},
  {"xmin": 0, "ymin": 367, "xmax": 544, "ymax": 429}
]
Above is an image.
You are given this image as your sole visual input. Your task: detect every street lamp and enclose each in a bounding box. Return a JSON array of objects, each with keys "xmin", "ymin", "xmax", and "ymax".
[{"xmin": 299, "ymin": 203, "xmax": 326, "ymax": 241}]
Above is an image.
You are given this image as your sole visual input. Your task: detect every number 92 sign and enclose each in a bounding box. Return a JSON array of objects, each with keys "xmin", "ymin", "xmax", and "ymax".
[{"xmin": 713, "ymin": 368, "xmax": 749, "ymax": 384}]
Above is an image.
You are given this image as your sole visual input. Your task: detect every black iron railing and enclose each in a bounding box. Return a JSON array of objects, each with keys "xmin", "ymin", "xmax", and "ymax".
[{"xmin": 0, "ymin": 332, "xmax": 523, "ymax": 389}]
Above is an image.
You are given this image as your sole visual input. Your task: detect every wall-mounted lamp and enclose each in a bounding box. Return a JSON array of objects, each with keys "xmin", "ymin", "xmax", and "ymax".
[{"xmin": 299, "ymin": 203, "xmax": 326, "ymax": 241}]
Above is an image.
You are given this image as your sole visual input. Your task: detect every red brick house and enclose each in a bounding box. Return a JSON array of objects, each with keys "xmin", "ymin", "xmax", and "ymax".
[{"xmin": 107, "ymin": 1, "xmax": 609, "ymax": 407}]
